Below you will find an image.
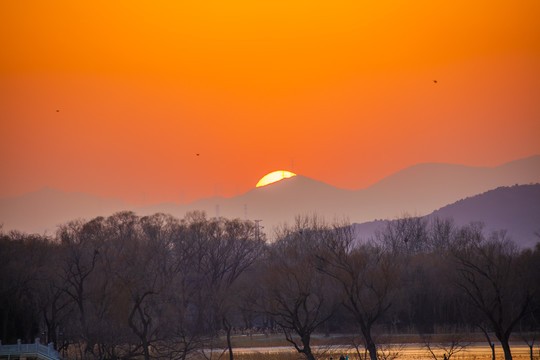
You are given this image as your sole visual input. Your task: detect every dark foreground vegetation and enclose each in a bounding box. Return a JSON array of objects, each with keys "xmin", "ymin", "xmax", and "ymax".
[{"xmin": 1, "ymin": 211, "xmax": 539, "ymax": 360}]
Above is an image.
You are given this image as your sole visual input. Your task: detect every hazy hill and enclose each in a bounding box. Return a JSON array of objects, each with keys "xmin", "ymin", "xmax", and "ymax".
[
  {"xmin": 429, "ymin": 183, "xmax": 540, "ymax": 248},
  {"xmin": 352, "ymin": 184, "xmax": 540, "ymax": 248},
  {"xmin": 139, "ymin": 155, "xmax": 540, "ymax": 232},
  {"xmin": 138, "ymin": 175, "xmax": 352, "ymax": 229},
  {"xmin": 1, "ymin": 155, "xmax": 539, "ymax": 236},
  {"xmin": 0, "ymin": 187, "xmax": 135, "ymax": 235},
  {"xmin": 356, "ymin": 155, "xmax": 540, "ymax": 219}
]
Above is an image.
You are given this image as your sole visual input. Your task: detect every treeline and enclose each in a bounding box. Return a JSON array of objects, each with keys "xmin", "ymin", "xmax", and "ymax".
[{"xmin": 1, "ymin": 212, "xmax": 539, "ymax": 360}]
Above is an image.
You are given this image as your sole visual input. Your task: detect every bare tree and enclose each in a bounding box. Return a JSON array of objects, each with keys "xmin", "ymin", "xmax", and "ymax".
[
  {"xmin": 107, "ymin": 212, "xmax": 181, "ymax": 360},
  {"xmin": 453, "ymin": 228, "xmax": 534, "ymax": 360},
  {"xmin": 377, "ymin": 343, "xmax": 404, "ymax": 360},
  {"xmin": 261, "ymin": 216, "xmax": 337, "ymax": 360},
  {"xmin": 478, "ymin": 325, "xmax": 496, "ymax": 360},
  {"xmin": 0, "ymin": 232, "xmax": 54, "ymax": 344},
  {"xmin": 517, "ymin": 241, "xmax": 540, "ymax": 360},
  {"xmin": 34, "ymin": 240, "xmax": 73, "ymax": 349},
  {"xmin": 190, "ymin": 215, "xmax": 265, "ymax": 360},
  {"xmin": 376, "ymin": 215, "xmax": 429, "ymax": 254},
  {"xmin": 316, "ymin": 223, "xmax": 399, "ymax": 360},
  {"xmin": 147, "ymin": 211, "xmax": 218, "ymax": 360},
  {"xmin": 57, "ymin": 218, "xmax": 104, "ymax": 355},
  {"xmin": 422, "ymin": 333, "xmax": 469, "ymax": 360},
  {"xmin": 519, "ymin": 319, "xmax": 538, "ymax": 360}
]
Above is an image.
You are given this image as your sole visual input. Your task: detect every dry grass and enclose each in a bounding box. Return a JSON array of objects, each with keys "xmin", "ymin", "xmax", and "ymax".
[
  {"xmin": 228, "ymin": 353, "xmax": 302, "ymax": 360},
  {"xmin": 197, "ymin": 333, "xmax": 538, "ymax": 360},
  {"xmin": 227, "ymin": 347, "xmax": 536, "ymax": 360},
  {"xmin": 227, "ymin": 333, "xmax": 289, "ymax": 348},
  {"xmin": 226, "ymin": 332, "xmax": 495, "ymax": 349}
]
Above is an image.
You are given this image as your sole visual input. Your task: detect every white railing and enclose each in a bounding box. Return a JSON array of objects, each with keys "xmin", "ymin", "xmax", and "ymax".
[{"xmin": 0, "ymin": 338, "xmax": 61, "ymax": 360}]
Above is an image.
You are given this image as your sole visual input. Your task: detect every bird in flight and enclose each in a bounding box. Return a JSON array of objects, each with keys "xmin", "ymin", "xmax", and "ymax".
[{"xmin": 433, "ymin": 80, "xmax": 438, "ymax": 84}]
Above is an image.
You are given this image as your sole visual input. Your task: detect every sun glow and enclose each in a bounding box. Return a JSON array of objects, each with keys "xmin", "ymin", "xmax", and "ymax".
[{"xmin": 256, "ymin": 170, "xmax": 297, "ymax": 188}]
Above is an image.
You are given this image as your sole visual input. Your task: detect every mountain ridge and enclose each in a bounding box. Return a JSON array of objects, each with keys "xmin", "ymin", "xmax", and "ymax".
[
  {"xmin": 352, "ymin": 183, "xmax": 540, "ymax": 248},
  {"xmin": 1, "ymin": 155, "xmax": 539, "ymax": 235}
]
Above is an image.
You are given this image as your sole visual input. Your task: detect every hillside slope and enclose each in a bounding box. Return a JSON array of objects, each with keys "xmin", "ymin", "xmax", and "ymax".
[
  {"xmin": 352, "ymin": 184, "xmax": 540, "ymax": 248},
  {"xmin": 2, "ymin": 155, "xmax": 539, "ymax": 235}
]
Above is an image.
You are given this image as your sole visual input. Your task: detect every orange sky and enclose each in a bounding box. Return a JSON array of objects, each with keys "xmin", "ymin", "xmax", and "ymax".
[{"xmin": 1, "ymin": 1, "xmax": 539, "ymax": 205}]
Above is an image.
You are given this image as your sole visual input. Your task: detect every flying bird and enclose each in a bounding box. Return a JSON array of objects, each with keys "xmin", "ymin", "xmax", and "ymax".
[{"xmin": 433, "ymin": 80, "xmax": 438, "ymax": 84}]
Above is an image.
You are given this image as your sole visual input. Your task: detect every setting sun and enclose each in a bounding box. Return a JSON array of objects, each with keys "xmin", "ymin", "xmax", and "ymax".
[
  {"xmin": 256, "ymin": 171, "xmax": 297, "ymax": 188},
  {"xmin": 1, "ymin": 0, "xmax": 539, "ymax": 204}
]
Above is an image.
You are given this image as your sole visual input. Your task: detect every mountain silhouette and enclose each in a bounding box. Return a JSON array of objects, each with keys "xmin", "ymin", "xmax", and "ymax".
[
  {"xmin": 352, "ymin": 183, "xmax": 540, "ymax": 248},
  {"xmin": 139, "ymin": 175, "xmax": 352, "ymax": 231},
  {"xmin": 0, "ymin": 187, "xmax": 134, "ymax": 235},
  {"xmin": 357, "ymin": 155, "xmax": 540, "ymax": 218},
  {"xmin": 1, "ymin": 155, "xmax": 539, "ymax": 236}
]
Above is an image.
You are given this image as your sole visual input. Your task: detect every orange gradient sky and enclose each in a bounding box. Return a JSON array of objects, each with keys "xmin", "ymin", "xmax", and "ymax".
[{"xmin": 1, "ymin": 1, "xmax": 539, "ymax": 205}]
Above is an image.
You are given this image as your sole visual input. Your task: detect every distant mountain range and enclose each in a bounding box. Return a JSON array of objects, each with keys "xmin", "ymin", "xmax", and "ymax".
[
  {"xmin": 352, "ymin": 183, "xmax": 540, "ymax": 249},
  {"xmin": 0, "ymin": 187, "xmax": 134, "ymax": 235},
  {"xmin": 1, "ymin": 155, "xmax": 539, "ymax": 238}
]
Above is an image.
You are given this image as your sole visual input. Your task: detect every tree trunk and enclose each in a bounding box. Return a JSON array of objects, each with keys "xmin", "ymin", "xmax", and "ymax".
[
  {"xmin": 1, "ymin": 309, "xmax": 8, "ymax": 343},
  {"xmin": 366, "ymin": 336, "xmax": 378, "ymax": 360},
  {"xmin": 142, "ymin": 340, "xmax": 151, "ymax": 360},
  {"xmin": 224, "ymin": 317, "xmax": 234, "ymax": 360},
  {"xmin": 301, "ymin": 336, "xmax": 316, "ymax": 360},
  {"xmin": 480, "ymin": 327, "xmax": 496, "ymax": 360},
  {"xmin": 360, "ymin": 324, "xmax": 378, "ymax": 360},
  {"xmin": 499, "ymin": 336, "xmax": 513, "ymax": 360}
]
